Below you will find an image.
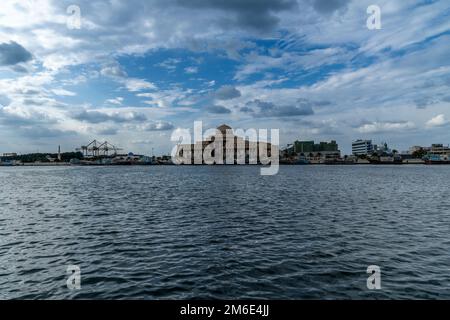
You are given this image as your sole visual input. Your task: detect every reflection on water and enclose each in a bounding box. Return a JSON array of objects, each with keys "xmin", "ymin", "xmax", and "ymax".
[{"xmin": 1, "ymin": 165, "xmax": 450, "ymax": 299}]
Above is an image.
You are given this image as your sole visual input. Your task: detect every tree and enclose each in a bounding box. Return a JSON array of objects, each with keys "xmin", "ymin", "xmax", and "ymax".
[{"xmin": 412, "ymin": 149, "xmax": 427, "ymax": 159}]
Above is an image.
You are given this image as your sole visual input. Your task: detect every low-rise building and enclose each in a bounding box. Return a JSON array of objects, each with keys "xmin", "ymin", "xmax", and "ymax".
[
  {"xmin": 112, "ymin": 152, "xmax": 152, "ymax": 165},
  {"xmin": 2, "ymin": 153, "xmax": 17, "ymax": 157},
  {"xmin": 428, "ymin": 144, "xmax": 450, "ymax": 155}
]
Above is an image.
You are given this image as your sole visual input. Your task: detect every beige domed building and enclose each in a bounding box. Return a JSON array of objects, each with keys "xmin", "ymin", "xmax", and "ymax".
[{"xmin": 176, "ymin": 124, "xmax": 277, "ymax": 165}]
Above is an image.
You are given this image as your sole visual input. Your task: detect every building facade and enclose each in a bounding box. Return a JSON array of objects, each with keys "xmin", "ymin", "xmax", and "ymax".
[
  {"xmin": 428, "ymin": 144, "xmax": 450, "ymax": 155},
  {"xmin": 291, "ymin": 140, "xmax": 341, "ymax": 162},
  {"xmin": 352, "ymin": 139, "xmax": 374, "ymax": 156},
  {"xmin": 176, "ymin": 125, "xmax": 277, "ymax": 165},
  {"xmin": 294, "ymin": 140, "xmax": 339, "ymax": 153}
]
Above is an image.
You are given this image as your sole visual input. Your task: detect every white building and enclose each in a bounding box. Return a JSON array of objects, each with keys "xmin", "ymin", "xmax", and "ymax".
[
  {"xmin": 429, "ymin": 144, "xmax": 450, "ymax": 156},
  {"xmin": 352, "ymin": 139, "xmax": 374, "ymax": 156}
]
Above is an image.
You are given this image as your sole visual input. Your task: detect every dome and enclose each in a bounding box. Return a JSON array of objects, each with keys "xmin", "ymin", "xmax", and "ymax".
[{"xmin": 217, "ymin": 124, "xmax": 232, "ymax": 135}]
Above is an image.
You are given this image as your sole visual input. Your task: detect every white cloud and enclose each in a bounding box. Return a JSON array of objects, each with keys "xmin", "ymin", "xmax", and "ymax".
[
  {"xmin": 52, "ymin": 88, "xmax": 76, "ymax": 96},
  {"xmin": 184, "ymin": 66, "xmax": 198, "ymax": 74},
  {"xmin": 123, "ymin": 78, "xmax": 156, "ymax": 92},
  {"xmin": 140, "ymin": 121, "xmax": 175, "ymax": 131},
  {"xmin": 426, "ymin": 114, "xmax": 449, "ymax": 128},
  {"xmin": 357, "ymin": 121, "xmax": 416, "ymax": 134},
  {"xmin": 106, "ymin": 97, "xmax": 124, "ymax": 105},
  {"xmin": 100, "ymin": 64, "xmax": 128, "ymax": 78},
  {"xmin": 0, "ymin": 0, "xmax": 449, "ymax": 154}
]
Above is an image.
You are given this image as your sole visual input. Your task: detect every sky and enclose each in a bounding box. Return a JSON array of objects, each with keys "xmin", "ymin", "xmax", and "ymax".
[{"xmin": 0, "ymin": 0, "xmax": 449, "ymax": 155}]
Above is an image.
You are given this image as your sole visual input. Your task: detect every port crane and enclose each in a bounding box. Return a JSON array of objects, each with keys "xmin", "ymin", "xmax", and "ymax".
[{"xmin": 76, "ymin": 140, "xmax": 123, "ymax": 158}]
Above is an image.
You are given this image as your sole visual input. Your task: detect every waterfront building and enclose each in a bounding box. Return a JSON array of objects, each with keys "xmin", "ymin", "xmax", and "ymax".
[
  {"xmin": 428, "ymin": 144, "xmax": 450, "ymax": 155},
  {"xmin": 373, "ymin": 142, "xmax": 393, "ymax": 155},
  {"xmin": 401, "ymin": 151, "xmax": 425, "ymax": 164},
  {"xmin": 112, "ymin": 152, "xmax": 152, "ymax": 165},
  {"xmin": 2, "ymin": 153, "xmax": 17, "ymax": 158},
  {"xmin": 405, "ymin": 144, "xmax": 450, "ymax": 159},
  {"xmin": 293, "ymin": 140, "xmax": 315, "ymax": 153},
  {"xmin": 156, "ymin": 155, "xmax": 173, "ymax": 165},
  {"xmin": 401, "ymin": 146, "xmax": 430, "ymax": 161},
  {"xmin": 294, "ymin": 140, "xmax": 339, "ymax": 153},
  {"xmin": 422, "ymin": 144, "xmax": 450, "ymax": 163},
  {"xmin": 176, "ymin": 124, "xmax": 277, "ymax": 164},
  {"xmin": 352, "ymin": 139, "xmax": 374, "ymax": 156},
  {"xmin": 409, "ymin": 146, "xmax": 429, "ymax": 154},
  {"xmin": 292, "ymin": 140, "xmax": 341, "ymax": 163}
]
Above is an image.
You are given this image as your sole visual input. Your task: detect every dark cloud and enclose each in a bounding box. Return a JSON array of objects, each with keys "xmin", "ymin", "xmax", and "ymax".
[
  {"xmin": 143, "ymin": 121, "xmax": 175, "ymax": 131},
  {"xmin": 23, "ymin": 98, "xmax": 47, "ymax": 106},
  {"xmin": 13, "ymin": 88, "xmax": 40, "ymax": 95},
  {"xmin": 215, "ymin": 85, "xmax": 241, "ymax": 100},
  {"xmin": 175, "ymin": 0, "xmax": 297, "ymax": 32},
  {"xmin": 19, "ymin": 126, "xmax": 77, "ymax": 139},
  {"xmin": 72, "ymin": 110, "xmax": 147, "ymax": 123},
  {"xmin": 414, "ymin": 97, "xmax": 437, "ymax": 109},
  {"xmin": 0, "ymin": 41, "xmax": 32, "ymax": 66},
  {"xmin": 269, "ymin": 104, "xmax": 314, "ymax": 117},
  {"xmin": 14, "ymin": 98, "xmax": 67, "ymax": 109},
  {"xmin": 243, "ymin": 98, "xmax": 317, "ymax": 118},
  {"xmin": 205, "ymin": 105, "xmax": 232, "ymax": 114},
  {"xmin": 10, "ymin": 64, "xmax": 29, "ymax": 73},
  {"xmin": 0, "ymin": 108, "xmax": 75, "ymax": 138},
  {"xmin": 240, "ymin": 106, "xmax": 253, "ymax": 113},
  {"xmin": 312, "ymin": 0, "xmax": 349, "ymax": 14},
  {"xmin": 0, "ymin": 108, "xmax": 57, "ymax": 126},
  {"xmin": 96, "ymin": 127, "xmax": 119, "ymax": 135},
  {"xmin": 0, "ymin": 95, "xmax": 11, "ymax": 107}
]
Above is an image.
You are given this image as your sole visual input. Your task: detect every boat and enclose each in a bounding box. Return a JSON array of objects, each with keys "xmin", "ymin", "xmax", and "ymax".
[
  {"xmin": 0, "ymin": 160, "xmax": 21, "ymax": 166},
  {"xmin": 296, "ymin": 155, "xmax": 309, "ymax": 165},
  {"xmin": 424, "ymin": 154, "xmax": 450, "ymax": 164}
]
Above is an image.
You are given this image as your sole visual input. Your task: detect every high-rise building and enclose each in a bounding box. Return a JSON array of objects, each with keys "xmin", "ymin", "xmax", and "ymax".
[{"xmin": 352, "ymin": 139, "xmax": 374, "ymax": 155}]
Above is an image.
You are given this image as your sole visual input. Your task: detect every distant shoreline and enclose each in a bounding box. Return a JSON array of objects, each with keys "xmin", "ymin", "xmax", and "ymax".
[{"xmin": 0, "ymin": 162, "xmax": 439, "ymax": 167}]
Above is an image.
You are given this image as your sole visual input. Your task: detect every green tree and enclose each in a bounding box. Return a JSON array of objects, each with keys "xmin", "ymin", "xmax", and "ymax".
[{"xmin": 412, "ymin": 149, "xmax": 427, "ymax": 159}]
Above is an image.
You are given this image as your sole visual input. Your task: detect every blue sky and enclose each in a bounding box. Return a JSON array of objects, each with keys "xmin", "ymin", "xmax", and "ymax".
[{"xmin": 0, "ymin": 0, "xmax": 449, "ymax": 155}]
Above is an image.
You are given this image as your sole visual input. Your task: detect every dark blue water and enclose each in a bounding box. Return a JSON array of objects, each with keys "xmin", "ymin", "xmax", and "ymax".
[{"xmin": 1, "ymin": 165, "xmax": 450, "ymax": 299}]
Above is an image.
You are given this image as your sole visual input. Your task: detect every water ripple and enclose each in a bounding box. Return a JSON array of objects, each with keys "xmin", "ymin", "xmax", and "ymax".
[{"xmin": 1, "ymin": 165, "xmax": 450, "ymax": 299}]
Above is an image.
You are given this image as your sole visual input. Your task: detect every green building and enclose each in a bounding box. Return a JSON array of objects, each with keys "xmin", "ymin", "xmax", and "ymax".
[
  {"xmin": 294, "ymin": 140, "xmax": 338, "ymax": 153},
  {"xmin": 294, "ymin": 140, "xmax": 314, "ymax": 153}
]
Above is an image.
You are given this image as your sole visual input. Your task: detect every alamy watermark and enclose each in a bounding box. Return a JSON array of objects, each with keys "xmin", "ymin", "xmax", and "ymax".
[
  {"xmin": 170, "ymin": 122, "xmax": 280, "ymax": 176},
  {"xmin": 66, "ymin": 265, "xmax": 81, "ymax": 290},
  {"xmin": 367, "ymin": 265, "xmax": 381, "ymax": 290},
  {"xmin": 67, "ymin": 5, "xmax": 81, "ymax": 30},
  {"xmin": 367, "ymin": 5, "xmax": 381, "ymax": 30}
]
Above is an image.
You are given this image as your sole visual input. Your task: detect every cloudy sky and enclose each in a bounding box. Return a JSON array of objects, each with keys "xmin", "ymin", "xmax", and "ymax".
[{"xmin": 0, "ymin": 0, "xmax": 449, "ymax": 155}]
